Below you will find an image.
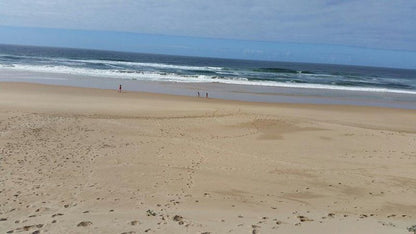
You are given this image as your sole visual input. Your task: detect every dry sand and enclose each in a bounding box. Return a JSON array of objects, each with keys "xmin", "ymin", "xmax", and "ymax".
[{"xmin": 0, "ymin": 82, "xmax": 415, "ymax": 234}]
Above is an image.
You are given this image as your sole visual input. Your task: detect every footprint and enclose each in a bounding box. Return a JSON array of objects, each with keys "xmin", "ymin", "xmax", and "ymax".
[{"xmin": 77, "ymin": 221, "xmax": 93, "ymax": 227}]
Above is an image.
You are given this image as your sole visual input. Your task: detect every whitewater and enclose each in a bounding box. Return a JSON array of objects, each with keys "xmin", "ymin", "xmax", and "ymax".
[{"xmin": 1, "ymin": 44, "xmax": 416, "ymax": 104}]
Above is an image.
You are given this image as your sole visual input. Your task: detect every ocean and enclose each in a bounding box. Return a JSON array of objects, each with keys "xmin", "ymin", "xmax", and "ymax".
[{"xmin": 1, "ymin": 44, "xmax": 416, "ymax": 108}]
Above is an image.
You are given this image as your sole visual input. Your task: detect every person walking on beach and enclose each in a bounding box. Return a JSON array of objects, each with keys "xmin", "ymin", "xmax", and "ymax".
[
  {"xmin": 119, "ymin": 84, "xmax": 122, "ymax": 93},
  {"xmin": 206, "ymin": 92, "xmax": 208, "ymax": 98},
  {"xmin": 197, "ymin": 91, "xmax": 200, "ymax": 97}
]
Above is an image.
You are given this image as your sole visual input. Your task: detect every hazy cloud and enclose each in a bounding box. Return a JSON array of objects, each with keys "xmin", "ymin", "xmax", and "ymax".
[{"xmin": 0, "ymin": 0, "xmax": 415, "ymax": 51}]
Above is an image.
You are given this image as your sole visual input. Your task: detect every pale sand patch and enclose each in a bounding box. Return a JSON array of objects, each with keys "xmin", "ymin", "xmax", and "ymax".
[{"xmin": 0, "ymin": 82, "xmax": 415, "ymax": 233}]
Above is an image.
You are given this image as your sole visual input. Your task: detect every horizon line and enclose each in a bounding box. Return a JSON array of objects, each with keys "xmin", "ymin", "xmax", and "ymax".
[{"xmin": 0, "ymin": 26, "xmax": 415, "ymax": 70}]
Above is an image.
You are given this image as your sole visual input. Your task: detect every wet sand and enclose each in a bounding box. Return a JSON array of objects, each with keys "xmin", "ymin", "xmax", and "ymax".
[
  {"xmin": 0, "ymin": 82, "xmax": 415, "ymax": 233},
  {"xmin": 1, "ymin": 69, "xmax": 416, "ymax": 109}
]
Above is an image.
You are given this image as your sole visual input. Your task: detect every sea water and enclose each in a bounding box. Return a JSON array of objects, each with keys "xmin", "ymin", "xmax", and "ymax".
[{"xmin": 1, "ymin": 44, "xmax": 415, "ymax": 108}]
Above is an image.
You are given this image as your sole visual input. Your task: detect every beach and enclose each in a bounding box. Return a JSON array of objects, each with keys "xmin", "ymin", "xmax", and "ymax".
[{"xmin": 0, "ymin": 82, "xmax": 415, "ymax": 233}]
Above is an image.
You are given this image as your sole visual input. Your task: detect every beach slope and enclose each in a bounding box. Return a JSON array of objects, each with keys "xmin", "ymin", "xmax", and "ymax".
[{"xmin": 0, "ymin": 83, "xmax": 415, "ymax": 233}]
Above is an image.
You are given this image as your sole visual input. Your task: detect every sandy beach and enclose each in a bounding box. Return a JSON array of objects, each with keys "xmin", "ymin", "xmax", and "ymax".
[{"xmin": 0, "ymin": 82, "xmax": 415, "ymax": 234}]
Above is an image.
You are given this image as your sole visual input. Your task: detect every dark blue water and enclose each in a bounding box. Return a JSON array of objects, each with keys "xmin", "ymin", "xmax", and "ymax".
[{"xmin": 1, "ymin": 44, "xmax": 416, "ymax": 94}]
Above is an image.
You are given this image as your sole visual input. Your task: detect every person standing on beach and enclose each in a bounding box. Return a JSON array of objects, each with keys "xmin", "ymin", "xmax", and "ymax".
[
  {"xmin": 206, "ymin": 92, "xmax": 208, "ymax": 98},
  {"xmin": 119, "ymin": 84, "xmax": 122, "ymax": 93}
]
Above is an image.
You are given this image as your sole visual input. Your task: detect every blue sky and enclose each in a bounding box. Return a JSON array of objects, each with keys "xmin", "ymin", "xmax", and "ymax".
[{"xmin": 0, "ymin": 0, "xmax": 415, "ymax": 68}]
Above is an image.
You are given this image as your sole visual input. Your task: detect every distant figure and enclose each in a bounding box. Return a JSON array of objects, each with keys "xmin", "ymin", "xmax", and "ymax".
[
  {"xmin": 197, "ymin": 91, "xmax": 200, "ymax": 97},
  {"xmin": 119, "ymin": 84, "xmax": 122, "ymax": 93},
  {"xmin": 206, "ymin": 92, "xmax": 208, "ymax": 98}
]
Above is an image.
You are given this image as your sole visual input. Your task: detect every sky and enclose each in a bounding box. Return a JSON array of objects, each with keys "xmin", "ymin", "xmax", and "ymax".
[{"xmin": 0, "ymin": 0, "xmax": 415, "ymax": 68}]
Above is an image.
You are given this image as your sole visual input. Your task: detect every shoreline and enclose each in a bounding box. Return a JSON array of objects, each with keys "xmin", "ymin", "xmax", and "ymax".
[
  {"xmin": 1, "ymin": 82, "xmax": 416, "ymax": 233},
  {"xmin": 2, "ymin": 81, "xmax": 416, "ymax": 112},
  {"xmin": 1, "ymin": 69, "xmax": 416, "ymax": 110}
]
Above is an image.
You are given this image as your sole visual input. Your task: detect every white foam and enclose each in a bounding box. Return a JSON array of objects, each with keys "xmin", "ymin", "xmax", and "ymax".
[
  {"xmin": 225, "ymin": 80, "xmax": 416, "ymax": 95},
  {"xmin": 0, "ymin": 64, "xmax": 221, "ymax": 82},
  {"xmin": 72, "ymin": 59, "xmax": 223, "ymax": 71},
  {"xmin": 0, "ymin": 54, "xmax": 224, "ymax": 71},
  {"xmin": 0, "ymin": 76, "xmax": 67, "ymax": 81},
  {"xmin": 1, "ymin": 64, "xmax": 416, "ymax": 95}
]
